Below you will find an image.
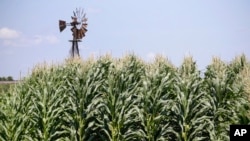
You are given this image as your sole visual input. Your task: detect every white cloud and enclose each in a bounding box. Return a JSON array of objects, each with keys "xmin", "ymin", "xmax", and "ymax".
[
  {"xmin": 16, "ymin": 35, "xmax": 59, "ymax": 47},
  {"xmin": 29, "ymin": 35, "xmax": 59, "ymax": 45},
  {"xmin": 34, "ymin": 35, "xmax": 43, "ymax": 44},
  {"xmin": 0, "ymin": 27, "xmax": 20, "ymax": 39},
  {"xmin": 44, "ymin": 35, "xmax": 59, "ymax": 44},
  {"xmin": 0, "ymin": 27, "xmax": 59, "ymax": 47},
  {"xmin": 3, "ymin": 40, "xmax": 19, "ymax": 46}
]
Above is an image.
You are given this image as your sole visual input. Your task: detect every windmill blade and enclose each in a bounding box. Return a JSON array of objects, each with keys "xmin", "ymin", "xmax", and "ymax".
[
  {"xmin": 81, "ymin": 27, "xmax": 88, "ymax": 33},
  {"xmin": 75, "ymin": 8, "xmax": 80, "ymax": 21},
  {"xmin": 82, "ymin": 18, "xmax": 88, "ymax": 22},
  {"xmin": 81, "ymin": 9, "xmax": 84, "ymax": 18},
  {"xmin": 78, "ymin": 29, "xmax": 85, "ymax": 39},
  {"xmin": 81, "ymin": 13, "xmax": 86, "ymax": 20},
  {"xmin": 82, "ymin": 23, "xmax": 88, "ymax": 28},
  {"xmin": 76, "ymin": 8, "xmax": 80, "ymax": 17},
  {"xmin": 73, "ymin": 11, "xmax": 76, "ymax": 17}
]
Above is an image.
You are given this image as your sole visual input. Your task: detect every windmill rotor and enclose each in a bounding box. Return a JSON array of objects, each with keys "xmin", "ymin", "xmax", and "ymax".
[
  {"xmin": 59, "ymin": 8, "xmax": 88, "ymax": 40},
  {"xmin": 59, "ymin": 8, "xmax": 88, "ymax": 57}
]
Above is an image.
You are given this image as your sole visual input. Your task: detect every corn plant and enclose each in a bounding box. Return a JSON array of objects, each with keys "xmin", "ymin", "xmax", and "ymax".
[
  {"xmin": 168, "ymin": 57, "xmax": 213, "ymax": 141},
  {"xmin": 135, "ymin": 56, "xmax": 176, "ymax": 141},
  {"xmin": 204, "ymin": 55, "xmax": 250, "ymax": 140},
  {"xmin": 0, "ymin": 80, "xmax": 37, "ymax": 141},
  {"xmin": 0, "ymin": 54, "xmax": 249, "ymax": 141},
  {"xmin": 11, "ymin": 64, "xmax": 75, "ymax": 141},
  {"xmin": 86, "ymin": 55, "xmax": 146, "ymax": 141}
]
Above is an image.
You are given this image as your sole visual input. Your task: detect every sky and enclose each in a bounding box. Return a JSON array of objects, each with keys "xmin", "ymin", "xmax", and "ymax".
[{"xmin": 0, "ymin": 0, "xmax": 250, "ymax": 80}]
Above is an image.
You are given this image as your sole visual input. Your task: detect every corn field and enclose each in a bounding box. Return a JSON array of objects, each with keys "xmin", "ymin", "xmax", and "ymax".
[{"xmin": 0, "ymin": 54, "xmax": 250, "ymax": 141}]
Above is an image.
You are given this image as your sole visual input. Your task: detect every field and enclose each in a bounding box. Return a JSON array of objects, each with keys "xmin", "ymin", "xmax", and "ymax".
[
  {"xmin": 0, "ymin": 54, "xmax": 250, "ymax": 141},
  {"xmin": 0, "ymin": 82, "xmax": 15, "ymax": 94}
]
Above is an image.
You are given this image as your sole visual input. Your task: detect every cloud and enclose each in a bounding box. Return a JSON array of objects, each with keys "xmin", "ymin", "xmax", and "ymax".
[
  {"xmin": 33, "ymin": 35, "xmax": 59, "ymax": 45},
  {"xmin": 3, "ymin": 40, "xmax": 19, "ymax": 47},
  {"xmin": 44, "ymin": 35, "xmax": 59, "ymax": 44},
  {"xmin": 7, "ymin": 35, "xmax": 59, "ymax": 47},
  {"xmin": 0, "ymin": 27, "xmax": 59, "ymax": 47},
  {"xmin": 0, "ymin": 27, "xmax": 20, "ymax": 39}
]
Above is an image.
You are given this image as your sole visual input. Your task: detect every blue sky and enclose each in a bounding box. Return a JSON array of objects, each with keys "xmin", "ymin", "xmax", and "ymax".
[{"xmin": 0, "ymin": 0, "xmax": 250, "ymax": 79}]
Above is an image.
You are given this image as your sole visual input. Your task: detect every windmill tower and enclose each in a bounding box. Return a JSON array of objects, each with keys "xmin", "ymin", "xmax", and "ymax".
[{"xmin": 59, "ymin": 8, "xmax": 88, "ymax": 57}]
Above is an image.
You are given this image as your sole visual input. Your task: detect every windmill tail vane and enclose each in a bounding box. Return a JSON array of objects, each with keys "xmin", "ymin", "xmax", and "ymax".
[
  {"xmin": 59, "ymin": 20, "xmax": 67, "ymax": 32},
  {"xmin": 59, "ymin": 8, "xmax": 88, "ymax": 58}
]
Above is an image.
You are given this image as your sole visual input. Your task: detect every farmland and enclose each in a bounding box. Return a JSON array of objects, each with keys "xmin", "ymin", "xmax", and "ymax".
[
  {"xmin": 0, "ymin": 82, "xmax": 16, "ymax": 94},
  {"xmin": 0, "ymin": 54, "xmax": 250, "ymax": 141}
]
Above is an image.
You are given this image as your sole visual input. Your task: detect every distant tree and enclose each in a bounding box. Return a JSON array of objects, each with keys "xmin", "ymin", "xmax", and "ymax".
[
  {"xmin": 7, "ymin": 76, "xmax": 14, "ymax": 81},
  {"xmin": 0, "ymin": 76, "xmax": 14, "ymax": 81}
]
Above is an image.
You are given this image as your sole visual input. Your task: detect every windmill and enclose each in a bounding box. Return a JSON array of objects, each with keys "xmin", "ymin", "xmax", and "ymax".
[{"xmin": 59, "ymin": 8, "xmax": 88, "ymax": 57}]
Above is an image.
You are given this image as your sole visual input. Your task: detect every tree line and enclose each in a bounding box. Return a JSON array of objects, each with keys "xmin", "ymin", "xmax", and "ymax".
[{"xmin": 0, "ymin": 76, "xmax": 14, "ymax": 81}]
